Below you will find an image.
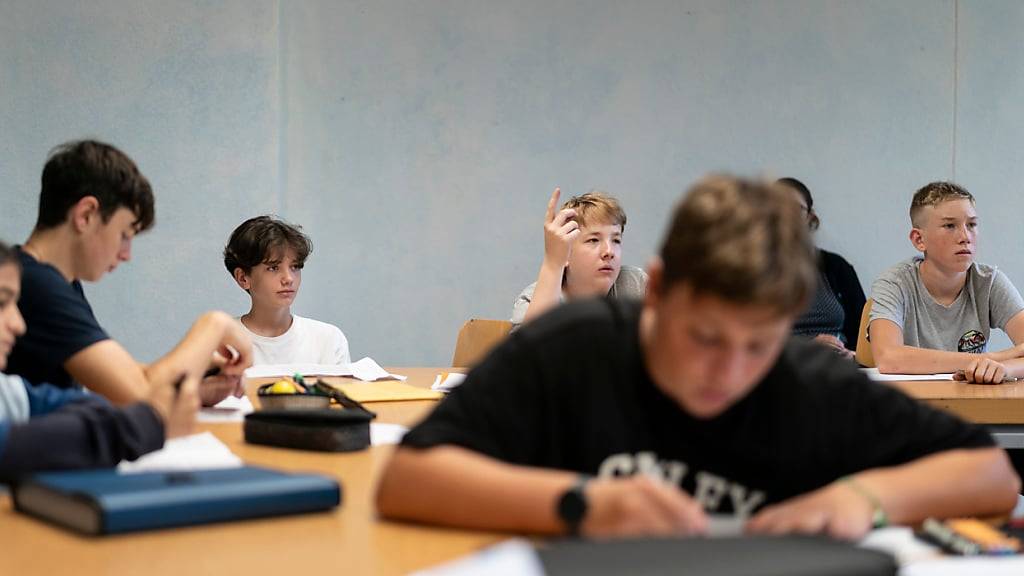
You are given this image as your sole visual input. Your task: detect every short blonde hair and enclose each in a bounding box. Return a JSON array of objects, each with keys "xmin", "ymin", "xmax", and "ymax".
[
  {"xmin": 658, "ymin": 175, "xmax": 817, "ymax": 316},
  {"xmin": 910, "ymin": 181, "xmax": 975, "ymax": 227},
  {"xmin": 562, "ymin": 191, "xmax": 627, "ymax": 231}
]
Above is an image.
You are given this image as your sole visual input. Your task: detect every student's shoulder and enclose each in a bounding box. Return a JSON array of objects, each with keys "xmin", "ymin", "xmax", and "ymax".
[
  {"xmin": 874, "ymin": 257, "xmax": 921, "ymax": 286},
  {"xmin": 17, "ymin": 249, "xmax": 69, "ymax": 289},
  {"xmin": 614, "ymin": 265, "xmax": 648, "ymax": 297},
  {"xmin": 818, "ymin": 248, "xmax": 855, "ymax": 272},
  {"xmin": 516, "ymin": 281, "xmax": 538, "ymax": 301},
  {"xmin": 968, "ymin": 261, "xmax": 1005, "ymax": 284},
  {"xmin": 293, "ymin": 315, "xmax": 345, "ymax": 338}
]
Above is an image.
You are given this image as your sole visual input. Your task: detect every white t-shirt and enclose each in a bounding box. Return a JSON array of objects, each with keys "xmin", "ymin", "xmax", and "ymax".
[{"xmin": 241, "ymin": 314, "xmax": 350, "ymax": 366}]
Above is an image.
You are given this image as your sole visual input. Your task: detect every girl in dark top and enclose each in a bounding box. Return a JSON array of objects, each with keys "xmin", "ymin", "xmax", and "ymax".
[{"xmin": 777, "ymin": 178, "xmax": 866, "ymax": 359}]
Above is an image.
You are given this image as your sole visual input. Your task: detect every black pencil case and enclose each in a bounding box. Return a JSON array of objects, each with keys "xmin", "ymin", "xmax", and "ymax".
[{"xmin": 244, "ymin": 409, "xmax": 375, "ymax": 452}]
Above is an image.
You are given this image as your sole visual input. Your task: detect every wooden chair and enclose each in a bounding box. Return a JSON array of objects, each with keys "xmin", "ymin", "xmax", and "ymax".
[
  {"xmin": 451, "ymin": 318, "xmax": 514, "ymax": 368},
  {"xmin": 855, "ymin": 299, "xmax": 875, "ymax": 368}
]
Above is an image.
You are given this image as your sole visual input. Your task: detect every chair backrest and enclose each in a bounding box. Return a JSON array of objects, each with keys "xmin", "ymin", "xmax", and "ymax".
[
  {"xmin": 451, "ymin": 319, "xmax": 514, "ymax": 368},
  {"xmin": 855, "ymin": 298, "xmax": 875, "ymax": 368}
]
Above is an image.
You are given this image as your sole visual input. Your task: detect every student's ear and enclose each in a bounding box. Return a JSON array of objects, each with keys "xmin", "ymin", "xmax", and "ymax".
[
  {"xmin": 232, "ymin": 268, "xmax": 251, "ymax": 291},
  {"xmin": 69, "ymin": 196, "xmax": 101, "ymax": 233},
  {"xmin": 909, "ymin": 227, "xmax": 926, "ymax": 253},
  {"xmin": 644, "ymin": 256, "xmax": 664, "ymax": 308}
]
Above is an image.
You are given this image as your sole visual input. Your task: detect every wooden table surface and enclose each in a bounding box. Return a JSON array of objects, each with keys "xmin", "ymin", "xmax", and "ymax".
[
  {"xmin": 0, "ymin": 367, "xmax": 502, "ymax": 576},
  {"xmin": 883, "ymin": 379, "xmax": 1024, "ymax": 424}
]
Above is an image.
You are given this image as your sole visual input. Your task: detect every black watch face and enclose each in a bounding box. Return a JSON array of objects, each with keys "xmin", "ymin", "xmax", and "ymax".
[{"xmin": 558, "ymin": 487, "xmax": 586, "ymax": 524}]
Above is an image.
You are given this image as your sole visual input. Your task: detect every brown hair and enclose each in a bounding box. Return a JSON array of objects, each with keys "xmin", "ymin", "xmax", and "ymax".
[
  {"xmin": 658, "ymin": 175, "xmax": 817, "ymax": 316},
  {"xmin": 562, "ymin": 191, "xmax": 627, "ymax": 231},
  {"xmin": 776, "ymin": 177, "xmax": 820, "ymax": 231},
  {"xmin": 223, "ymin": 215, "xmax": 313, "ymax": 275},
  {"xmin": 910, "ymin": 181, "xmax": 975, "ymax": 227},
  {"xmin": 36, "ymin": 140, "xmax": 155, "ymax": 233}
]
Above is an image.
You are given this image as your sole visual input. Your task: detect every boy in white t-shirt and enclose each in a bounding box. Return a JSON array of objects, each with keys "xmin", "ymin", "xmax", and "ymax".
[{"xmin": 223, "ymin": 216, "xmax": 350, "ymax": 365}]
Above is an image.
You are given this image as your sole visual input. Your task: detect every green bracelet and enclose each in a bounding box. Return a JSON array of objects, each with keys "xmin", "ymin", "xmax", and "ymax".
[{"xmin": 841, "ymin": 475, "xmax": 889, "ymax": 528}]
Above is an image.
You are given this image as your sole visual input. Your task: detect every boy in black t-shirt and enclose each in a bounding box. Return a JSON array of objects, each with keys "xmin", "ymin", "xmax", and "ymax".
[
  {"xmin": 8, "ymin": 140, "xmax": 252, "ymax": 406},
  {"xmin": 376, "ymin": 176, "xmax": 1020, "ymax": 540}
]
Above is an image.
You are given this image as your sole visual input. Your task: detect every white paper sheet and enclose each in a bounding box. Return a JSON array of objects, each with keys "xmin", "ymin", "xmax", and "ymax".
[
  {"xmin": 412, "ymin": 539, "xmax": 543, "ymax": 576},
  {"xmin": 860, "ymin": 368, "xmax": 955, "ymax": 382},
  {"xmin": 370, "ymin": 423, "xmax": 409, "ymax": 445},
  {"xmin": 243, "ymin": 357, "xmax": 407, "ymax": 382},
  {"xmin": 198, "ymin": 395, "xmax": 254, "ymax": 423},
  {"xmin": 431, "ymin": 372, "xmax": 467, "ymax": 392},
  {"xmin": 117, "ymin": 431, "xmax": 243, "ymax": 473}
]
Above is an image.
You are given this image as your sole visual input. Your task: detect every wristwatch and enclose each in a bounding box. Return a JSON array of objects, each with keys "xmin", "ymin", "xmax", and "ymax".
[{"xmin": 556, "ymin": 475, "xmax": 592, "ymax": 537}]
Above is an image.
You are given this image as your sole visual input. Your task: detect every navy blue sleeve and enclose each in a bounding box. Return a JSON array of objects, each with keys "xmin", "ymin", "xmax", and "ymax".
[
  {"xmin": 0, "ymin": 398, "xmax": 164, "ymax": 483},
  {"xmin": 25, "ymin": 382, "xmax": 94, "ymax": 417},
  {"xmin": 6, "ymin": 250, "xmax": 109, "ymax": 388}
]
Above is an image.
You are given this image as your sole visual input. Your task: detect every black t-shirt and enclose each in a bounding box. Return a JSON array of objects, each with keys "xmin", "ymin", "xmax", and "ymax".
[
  {"xmin": 403, "ymin": 299, "xmax": 994, "ymax": 516},
  {"xmin": 6, "ymin": 247, "xmax": 110, "ymax": 389}
]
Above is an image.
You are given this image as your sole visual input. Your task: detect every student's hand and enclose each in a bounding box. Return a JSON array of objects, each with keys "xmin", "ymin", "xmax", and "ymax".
[
  {"xmin": 745, "ymin": 481, "xmax": 874, "ymax": 540},
  {"xmin": 542, "ymin": 188, "xmax": 580, "ymax": 270},
  {"xmin": 957, "ymin": 358, "xmax": 1008, "ymax": 383},
  {"xmin": 199, "ymin": 373, "xmax": 244, "ymax": 407},
  {"xmin": 213, "ymin": 319, "xmax": 253, "ymax": 378},
  {"xmin": 147, "ymin": 372, "xmax": 200, "ymax": 439},
  {"xmin": 581, "ymin": 475, "xmax": 708, "ymax": 538},
  {"xmin": 812, "ymin": 335, "xmax": 855, "ymax": 360}
]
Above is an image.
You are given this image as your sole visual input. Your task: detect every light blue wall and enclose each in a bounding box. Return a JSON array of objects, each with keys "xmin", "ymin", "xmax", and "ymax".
[{"xmin": 1, "ymin": 1, "xmax": 1020, "ymax": 364}]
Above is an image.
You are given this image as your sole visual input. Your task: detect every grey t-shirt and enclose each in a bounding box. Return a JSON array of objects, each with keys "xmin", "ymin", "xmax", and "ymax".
[
  {"xmin": 869, "ymin": 257, "xmax": 1024, "ymax": 353},
  {"xmin": 510, "ymin": 265, "xmax": 648, "ymax": 326}
]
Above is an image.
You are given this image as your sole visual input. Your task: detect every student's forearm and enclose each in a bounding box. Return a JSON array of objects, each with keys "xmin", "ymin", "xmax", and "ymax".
[
  {"xmin": 875, "ymin": 345, "xmax": 997, "ymax": 374},
  {"xmin": 522, "ymin": 262, "xmax": 565, "ymax": 323},
  {"xmin": 0, "ymin": 400, "xmax": 164, "ymax": 482},
  {"xmin": 65, "ymin": 340, "xmax": 150, "ymax": 405},
  {"xmin": 376, "ymin": 445, "xmax": 576, "ymax": 534},
  {"xmin": 854, "ymin": 448, "xmax": 1019, "ymax": 524}
]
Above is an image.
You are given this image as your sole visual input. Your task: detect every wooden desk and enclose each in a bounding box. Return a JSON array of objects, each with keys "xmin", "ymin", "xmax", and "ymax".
[
  {"xmin": 0, "ymin": 368, "xmax": 499, "ymax": 576},
  {"xmin": 885, "ymin": 379, "xmax": 1024, "ymax": 425}
]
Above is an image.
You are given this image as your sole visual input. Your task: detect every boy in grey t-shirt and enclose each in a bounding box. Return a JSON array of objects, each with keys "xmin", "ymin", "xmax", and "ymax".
[{"xmin": 869, "ymin": 182, "xmax": 1024, "ymax": 382}]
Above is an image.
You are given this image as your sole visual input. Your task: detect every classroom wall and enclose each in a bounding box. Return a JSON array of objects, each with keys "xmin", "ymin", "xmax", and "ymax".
[{"xmin": 2, "ymin": 0, "xmax": 1022, "ymax": 365}]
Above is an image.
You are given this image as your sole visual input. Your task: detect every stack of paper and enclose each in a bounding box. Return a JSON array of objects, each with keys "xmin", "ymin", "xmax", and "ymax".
[
  {"xmin": 117, "ymin": 432, "xmax": 243, "ymax": 473},
  {"xmin": 243, "ymin": 357, "xmax": 406, "ymax": 382},
  {"xmin": 860, "ymin": 368, "xmax": 954, "ymax": 382}
]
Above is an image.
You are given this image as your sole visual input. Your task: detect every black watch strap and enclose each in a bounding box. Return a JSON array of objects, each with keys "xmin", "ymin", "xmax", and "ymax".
[{"xmin": 556, "ymin": 474, "xmax": 592, "ymax": 537}]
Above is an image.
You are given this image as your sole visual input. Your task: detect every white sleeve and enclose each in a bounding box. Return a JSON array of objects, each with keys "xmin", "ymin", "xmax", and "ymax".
[
  {"xmin": 332, "ymin": 326, "xmax": 351, "ymax": 365},
  {"xmin": 0, "ymin": 374, "xmax": 31, "ymax": 424}
]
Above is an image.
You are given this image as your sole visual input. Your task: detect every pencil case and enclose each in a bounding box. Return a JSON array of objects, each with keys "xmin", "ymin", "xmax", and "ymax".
[{"xmin": 244, "ymin": 409, "xmax": 374, "ymax": 452}]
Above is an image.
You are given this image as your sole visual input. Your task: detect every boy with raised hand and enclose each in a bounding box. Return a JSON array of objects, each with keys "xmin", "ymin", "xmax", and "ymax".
[
  {"xmin": 377, "ymin": 176, "xmax": 1018, "ymax": 540},
  {"xmin": 7, "ymin": 140, "xmax": 252, "ymax": 406},
  {"xmin": 869, "ymin": 182, "xmax": 1024, "ymax": 383},
  {"xmin": 223, "ymin": 216, "xmax": 349, "ymax": 365},
  {"xmin": 512, "ymin": 188, "xmax": 646, "ymax": 327},
  {"xmin": 0, "ymin": 239, "xmax": 208, "ymax": 481}
]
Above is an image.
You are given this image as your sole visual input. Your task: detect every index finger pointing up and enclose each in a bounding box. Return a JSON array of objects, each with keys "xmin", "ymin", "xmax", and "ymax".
[{"xmin": 545, "ymin": 188, "xmax": 562, "ymax": 223}]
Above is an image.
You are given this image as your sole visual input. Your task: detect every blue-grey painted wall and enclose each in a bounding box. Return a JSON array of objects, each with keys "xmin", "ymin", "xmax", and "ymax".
[{"xmin": 1, "ymin": 1, "xmax": 1020, "ymax": 364}]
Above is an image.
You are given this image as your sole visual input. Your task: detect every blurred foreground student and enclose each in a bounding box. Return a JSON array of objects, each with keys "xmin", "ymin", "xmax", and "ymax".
[
  {"xmin": 0, "ymin": 240, "xmax": 239, "ymax": 481},
  {"xmin": 224, "ymin": 216, "xmax": 349, "ymax": 365},
  {"xmin": 869, "ymin": 182, "xmax": 1024, "ymax": 382},
  {"xmin": 378, "ymin": 176, "xmax": 1018, "ymax": 540},
  {"xmin": 8, "ymin": 140, "xmax": 251, "ymax": 406},
  {"xmin": 511, "ymin": 189, "xmax": 646, "ymax": 327}
]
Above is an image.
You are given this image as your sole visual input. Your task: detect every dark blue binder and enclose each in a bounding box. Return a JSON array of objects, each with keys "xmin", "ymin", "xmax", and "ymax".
[{"xmin": 12, "ymin": 466, "xmax": 341, "ymax": 535}]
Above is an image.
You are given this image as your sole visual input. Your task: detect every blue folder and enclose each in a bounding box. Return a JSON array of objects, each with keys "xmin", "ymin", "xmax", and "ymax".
[{"xmin": 12, "ymin": 466, "xmax": 341, "ymax": 535}]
